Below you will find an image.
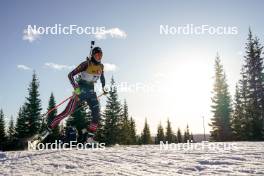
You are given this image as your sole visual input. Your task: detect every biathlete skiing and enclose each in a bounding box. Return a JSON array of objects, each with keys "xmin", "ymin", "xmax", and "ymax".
[{"xmin": 32, "ymin": 42, "xmax": 107, "ymax": 144}]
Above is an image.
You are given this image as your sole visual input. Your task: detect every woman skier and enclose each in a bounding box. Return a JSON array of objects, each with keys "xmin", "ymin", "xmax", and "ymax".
[{"xmin": 43, "ymin": 46, "xmax": 107, "ymax": 143}]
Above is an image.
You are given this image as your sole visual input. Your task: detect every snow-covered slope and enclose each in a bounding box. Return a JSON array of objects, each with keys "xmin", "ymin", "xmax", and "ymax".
[{"xmin": 0, "ymin": 142, "xmax": 264, "ymax": 175}]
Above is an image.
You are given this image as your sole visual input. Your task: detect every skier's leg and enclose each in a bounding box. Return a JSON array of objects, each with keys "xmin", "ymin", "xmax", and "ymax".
[
  {"xmin": 78, "ymin": 90, "xmax": 100, "ymax": 143},
  {"xmin": 86, "ymin": 90, "xmax": 100, "ymax": 133},
  {"xmin": 49, "ymin": 95, "xmax": 79, "ymax": 129}
]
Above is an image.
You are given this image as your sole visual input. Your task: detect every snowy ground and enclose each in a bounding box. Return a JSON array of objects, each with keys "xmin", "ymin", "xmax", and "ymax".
[{"xmin": 0, "ymin": 142, "xmax": 264, "ymax": 176}]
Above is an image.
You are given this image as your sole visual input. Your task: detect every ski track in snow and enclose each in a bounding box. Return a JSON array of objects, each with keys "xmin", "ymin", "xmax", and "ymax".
[{"xmin": 0, "ymin": 142, "xmax": 264, "ymax": 176}]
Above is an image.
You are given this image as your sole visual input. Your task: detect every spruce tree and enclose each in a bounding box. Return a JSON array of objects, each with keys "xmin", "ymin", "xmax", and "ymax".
[
  {"xmin": 156, "ymin": 122, "xmax": 165, "ymax": 144},
  {"xmin": 15, "ymin": 105, "xmax": 29, "ymax": 138},
  {"xmin": 239, "ymin": 68, "xmax": 252, "ymax": 140},
  {"xmin": 190, "ymin": 133, "xmax": 194, "ymax": 142},
  {"xmin": 183, "ymin": 124, "xmax": 190, "ymax": 142},
  {"xmin": 95, "ymin": 114, "xmax": 105, "ymax": 143},
  {"xmin": 210, "ymin": 54, "xmax": 232, "ymax": 141},
  {"xmin": 231, "ymin": 84, "xmax": 246, "ymax": 140},
  {"xmin": 165, "ymin": 119, "xmax": 174, "ymax": 143},
  {"xmin": 7, "ymin": 116, "xmax": 15, "ymax": 140},
  {"xmin": 0, "ymin": 109, "xmax": 6, "ymax": 149},
  {"xmin": 177, "ymin": 128, "xmax": 182, "ymax": 143},
  {"xmin": 46, "ymin": 93, "xmax": 57, "ymax": 126},
  {"xmin": 44, "ymin": 93, "xmax": 60, "ymax": 142},
  {"xmin": 141, "ymin": 118, "xmax": 152, "ymax": 144},
  {"xmin": 4, "ymin": 116, "xmax": 17, "ymax": 150},
  {"xmin": 243, "ymin": 29, "xmax": 264, "ymax": 140},
  {"xmin": 129, "ymin": 117, "xmax": 137, "ymax": 144},
  {"xmin": 119, "ymin": 100, "xmax": 131, "ymax": 144},
  {"xmin": 103, "ymin": 77, "xmax": 122, "ymax": 145},
  {"xmin": 25, "ymin": 72, "xmax": 42, "ymax": 136}
]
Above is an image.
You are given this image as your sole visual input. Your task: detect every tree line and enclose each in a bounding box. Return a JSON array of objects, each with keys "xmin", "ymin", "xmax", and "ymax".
[
  {"xmin": 0, "ymin": 75, "xmax": 194, "ymax": 151},
  {"xmin": 210, "ymin": 29, "xmax": 264, "ymax": 141}
]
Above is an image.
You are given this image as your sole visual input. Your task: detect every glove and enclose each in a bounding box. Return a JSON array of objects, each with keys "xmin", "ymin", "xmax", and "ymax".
[
  {"xmin": 102, "ymin": 87, "xmax": 109, "ymax": 95},
  {"xmin": 74, "ymin": 87, "xmax": 81, "ymax": 95}
]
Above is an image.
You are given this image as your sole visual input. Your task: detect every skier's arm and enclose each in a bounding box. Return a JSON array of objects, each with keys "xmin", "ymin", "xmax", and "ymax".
[{"xmin": 68, "ymin": 61, "xmax": 88, "ymax": 88}]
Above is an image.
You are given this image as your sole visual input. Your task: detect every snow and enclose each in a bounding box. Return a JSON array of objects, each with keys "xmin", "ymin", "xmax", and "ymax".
[{"xmin": 0, "ymin": 142, "xmax": 264, "ymax": 175}]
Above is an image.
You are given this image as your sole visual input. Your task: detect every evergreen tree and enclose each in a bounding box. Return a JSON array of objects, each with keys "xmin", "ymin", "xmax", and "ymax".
[
  {"xmin": 243, "ymin": 29, "xmax": 264, "ymax": 140},
  {"xmin": 183, "ymin": 124, "xmax": 190, "ymax": 142},
  {"xmin": 210, "ymin": 54, "xmax": 232, "ymax": 141},
  {"xmin": 172, "ymin": 134, "xmax": 177, "ymax": 143},
  {"xmin": 3, "ymin": 116, "xmax": 17, "ymax": 150},
  {"xmin": 119, "ymin": 100, "xmax": 131, "ymax": 144},
  {"xmin": 7, "ymin": 116, "xmax": 15, "ymax": 140},
  {"xmin": 129, "ymin": 117, "xmax": 137, "ymax": 144},
  {"xmin": 231, "ymin": 84, "xmax": 248, "ymax": 140},
  {"xmin": 103, "ymin": 77, "xmax": 122, "ymax": 145},
  {"xmin": 165, "ymin": 119, "xmax": 174, "ymax": 143},
  {"xmin": 141, "ymin": 118, "xmax": 152, "ymax": 144},
  {"xmin": 239, "ymin": 68, "xmax": 252, "ymax": 140},
  {"xmin": 44, "ymin": 93, "xmax": 60, "ymax": 142},
  {"xmin": 0, "ymin": 109, "xmax": 6, "ymax": 149},
  {"xmin": 95, "ymin": 114, "xmax": 105, "ymax": 143},
  {"xmin": 177, "ymin": 128, "xmax": 182, "ymax": 143},
  {"xmin": 15, "ymin": 73, "xmax": 42, "ymax": 139},
  {"xmin": 156, "ymin": 122, "xmax": 165, "ymax": 144},
  {"xmin": 46, "ymin": 93, "xmax": 57, "ymax": 126},
  {"xmin": 15, "ymin": 105, "xmax": 29, "ymax": 138},
  {"xmin": 190, "ymin": 133, "xmax": 194, "ymax": 142},
  {"xmin": 25, "ymin": 72, "xmax": 42, "ymax": 136},
  {"xmin": 136, "ymin": 135, "xmax": 142, "ymax": 145}
]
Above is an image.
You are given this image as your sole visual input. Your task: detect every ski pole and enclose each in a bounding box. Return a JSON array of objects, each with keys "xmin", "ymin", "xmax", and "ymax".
[
  {"xmin": 45, "ymin": 91, "xmax": 104, "ymax": 117},
  {"xmin": 42, "ymin": 94, "xmax": 74, "ymax": 118},
  {"xmin": 42, "ymin": 91, "xmax": 106, "ymax": 123},
  {"xmin": 97, "ymin": 92, "xmax": 106, "ymax": 99}
]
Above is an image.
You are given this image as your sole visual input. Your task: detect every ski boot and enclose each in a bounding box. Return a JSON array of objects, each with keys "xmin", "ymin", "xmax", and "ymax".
[
  {"xmin": 80, "ymin": 128, "xmax": 98, "ymax": 145},
  {"xmin": 29, "ymin": 125, "xmax": 52, "ymax": 149}
]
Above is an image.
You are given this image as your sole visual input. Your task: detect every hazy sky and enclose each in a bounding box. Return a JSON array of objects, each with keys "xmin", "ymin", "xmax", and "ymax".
[{"xmin": 1, "ymin": 0, "xmax": 264, "ymax": 134}]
